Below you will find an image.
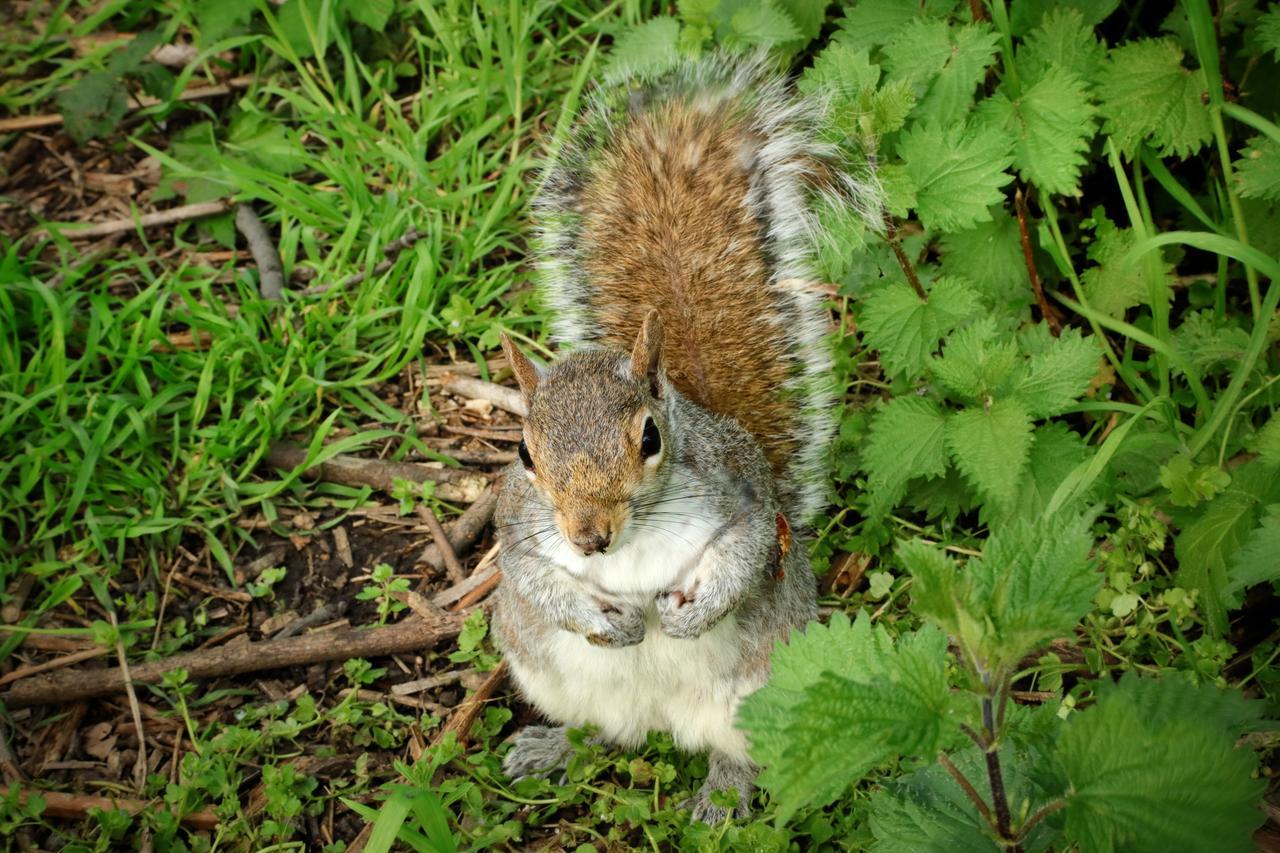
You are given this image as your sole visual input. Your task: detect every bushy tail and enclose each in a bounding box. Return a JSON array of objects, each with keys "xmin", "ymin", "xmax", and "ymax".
[{"xmin": 532, "ymin": 53, "xmax": 880, "ymax": 521}]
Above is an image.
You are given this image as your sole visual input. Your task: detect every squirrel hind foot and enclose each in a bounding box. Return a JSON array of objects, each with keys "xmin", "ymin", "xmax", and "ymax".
[
  {"xmin": 686, "ymin": 751, "xmax": 756, "ymax": 824},
  {"xmin": 501, "ymin": 724, "xmax": 575, "ymax": 782}
]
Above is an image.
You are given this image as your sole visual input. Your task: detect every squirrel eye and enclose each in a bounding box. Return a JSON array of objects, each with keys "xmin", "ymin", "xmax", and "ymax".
[
  {"xmin": 518, "ymin": 439, "xmax": 534, "ymax": 471},
  {"xmin": 640, "ymin": 417, "xmax": 661, "ymax": 459}
]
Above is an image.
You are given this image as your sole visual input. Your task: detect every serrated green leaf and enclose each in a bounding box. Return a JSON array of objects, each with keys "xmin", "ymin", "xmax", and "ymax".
[
  {"xmin": 1226, "ymin": 506, "xmax": 1280, "ymax": 596},
  {"xmin": 945, "ymin": 398, "xmax": 1033, "ymax": 509},
  {"xmin": 1018, "ymin": 7, "xmax": 1107, "ymax": 84},
  {"xmin": 877, "ymin": 162, "xmax": 917, "ymax": 216},
  {"xmin": 742, "ymin": 614, "xmax": 957, "ymax": 824},
  {"xmin": 860, "ymin": 277, "xmax": 983, "ymax": 377},
  {"xmin": 863, "ymin": 397, "xmax": 950, "ymax": 516},
  {"xmin": 1234, "ymin": 135, "xmax": 1280, "ymax": 202},
  {"xmin": 883, "ymin": 19, "xmax": 1000, "ymax": 127},
  {"xmin": 1258, "ymin": 6, "xmax": 1280, "ymax": 61},
  {"xmin": 995, "ymin": 422, "xmax": 1092, "ymax": 524},
  {"xmin": 1079, "ymin": 208, "xmax": 1173, "ymax": 316},
  {"xmin": 194, "ymin": 0, "xmax": 254, "ymax": 45},
  {"xmin": 604, "ymin": 17, "xmax": 681, "ymax": 84},
  {"xmin": 977, "ymin": 67, "xmax": 1096, "ymax": 196},
  {"xmin": 1096, "ymin": 38, "xmax": 1212, "ymax": 159},
  {"xmin": 773, "ymin": 0, "xmax": 827, "ymax": 41},
  {"xmin": 1010, "ymin": 0, "xmax": 1119, "ymax": 33},
  {"xmin": 1170, "ymin": 309, "xmax": 1252, "ymax": 376},
  {"xmin": 1009, "ymin": 327, "xmax": 1101, "ymax": 417},
  {"xmin": 728, "ymin": 0, "xmax": 801, "ymax": 46},
  {"xmin": 834, "ymin": 0, "xmax": 956, "ymax": 52},
  {"xmin": 938, "ymin": 211, "xmax": 1029, "ymax": 310},
  {"xmin": 1056, "ymin": 674, "xmax": 1264, "ymax": 853},
  {"xmin": 1252, "ymin": 415, "xmax": 1280, "ymax": 468},
  {"xmin": 899, "ymin": 122, "xmax": 1015, "ymax": 232},
  {"xmin": 897, "ymin": 538, "xmax": 972, "ymax": 646},
  {"xmin": 968, "ymin": 513, "xmax": 1098, "ymax": 668},
  {"xmin": 1159, "ymin": 454, "xmax": 1232, "ymax": 507},
  {"xmin": 57, "ymin": 71, "xmax": 130, "ymax": 144},
  {"xmin": 929, "ymin": 317, "xmax": 1020, "ymax": 403}
]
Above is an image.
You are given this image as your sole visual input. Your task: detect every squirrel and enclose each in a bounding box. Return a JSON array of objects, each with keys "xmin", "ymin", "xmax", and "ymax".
[{"xmin": 492, "ymin": 55, "xmax": 877, "ymax": 823}]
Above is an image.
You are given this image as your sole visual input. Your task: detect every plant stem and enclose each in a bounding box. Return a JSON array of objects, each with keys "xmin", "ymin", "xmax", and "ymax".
[
  {"xmin": 938, "ymin": 752, "xmax": 996, "ymax": 827},
  {"xmin": 1015, "ymin": 798, "xmax": 1067, "ymax": 843},
  {"xmin": 981, "ymin": 674, "xmax": 1020, "ymax": 852},
  {"xmin": 883, "ymin": 215, "xmax": 928, "ymax": 300},
  {"xmin": 1014, "ymin": 187, "xmax": 1060, "ymax": 335}
]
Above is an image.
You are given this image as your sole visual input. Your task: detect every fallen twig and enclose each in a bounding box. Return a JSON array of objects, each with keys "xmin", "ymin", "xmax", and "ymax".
[
  {"xmin": 0, "ymin": 646, "xmax": 109, "ymax": 688},
  {"xmin": 391, "ymin": 669, "xmax": 469, "ymax": 696},
  {"xmin": 273, "ymin": 601, "xmax": 347, "ymax": 640},
  {"xmin": 1, "ymin": 611, "xmax": 463, "ymax": 709},
  {"xmin": 452, "ymin": 568, "xmax": 502, "ymax": 611},
  {"xmin": 430, "ymin": 562, "xmax": 499, "ymax": 609},
  {"xmin": 436, "ymin": 660, "xmax": 508, "ymax": 746},
  {"xmin": 235, "ymin": 204, "xmax": 285, "ymax": 300},
  {"xmin": 416, "ymin": 487, "xmax": 498, "ymax": 578},
  {"xmin": 416, "ymin": 506, "xmax": 466, "ymax": 583},
  {"xmin": 40, "ymin": 200, "xmax": 232, "ymax": 241},
  {"xmin": 266, "ymin": 441, "xmax": 489, "ymax": 504},
  {"xmin": 300, "ymin": 227, "xmax": 424, "ymax": 297},
  {"xmin": 0, "ymin": 786, "xmax": 219, "ymax": 831},
  {"xmin": 0, "ymin": 75, "xmax": 255, "ymax": 134},
  {"xmin": 442, "ymin": 375, "xmax": 526, "ymax": 417}
]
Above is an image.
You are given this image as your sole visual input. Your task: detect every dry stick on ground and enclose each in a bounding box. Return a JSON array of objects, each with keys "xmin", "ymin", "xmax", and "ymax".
[
  {"xmin": 416, "ymin": 487, "xmax": 499, "ymax": 586},
  {"xmin": 107, "ymin": 610, "xmax": 149, "ymax": 790},
  {"xmin": 1014, "ymin": 188, "xmax": 1062, "ymax": 336},
  {"xmin": 1, "ymin": 611, "xmax": 463, "ymax": 709},
  {"xmin": 0, "ymin": 646, "xmax": 110, "ymax": 688},
  {"xmin": 0, "ymin": 573, "xmax": 35, "ymax": 624},
  {"xmin": 234, "ymin": 204, "xmax": 285, "ymax": 300},
  {"xmin": 265, "ymin": 441, "xmax": 490, "ymax": 503},
  {"xmin": 431, "ymin": 562, "xmax": 499, "ymax": 609},
  {"xmin": 436, "ymin": 659, "xmax": 509, "ymax": 747},
  {"xmin": 0, "ymin": 786, "xmax": 219, "ymax": 831},
  {"xmin": 300, "ymin": 227, "xmax": 424, "ymax": 297},
  {"xmin": 416, "ymin": 506, "xmax": 467, "ymax": 583},
  {"xmin": 40, "ymin": 199, "xmax": 232, "ymax": 241},
  {"xmin": 442, "ymin": 376, "xmax": 527, "ymax": 417},
  {"xmin": 0, "ymin": 75, "xmax": 256, "ymax": 133}
]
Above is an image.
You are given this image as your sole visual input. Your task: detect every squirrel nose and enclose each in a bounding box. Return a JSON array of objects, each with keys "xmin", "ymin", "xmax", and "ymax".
[{"xmin": 570, "ymin": 529, "xmax": 611, "ymax": 556}]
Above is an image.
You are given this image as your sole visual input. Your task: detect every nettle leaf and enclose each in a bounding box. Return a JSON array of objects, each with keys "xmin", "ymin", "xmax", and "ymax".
[
  {"xmin": 1080, "ymin": 208, "xmax": 1173, "ymax": 317},
  {"xmin": 1175, "ymin": 461, "xmax": 1280, "ymax": 635},
  {"xmin": 976, "ymin": 66, "xmax": 1096, "ymax": 196},
  {"xmin": 803, "ymin": 41, "xmax": 916, "ymax": 141},
  {"xmin": 1252, "ymin": 415, "xmax": 1280, "ymax": 468},
  {"xmin": 945, "ymin": 399, "xmax": 1033, "ymax": 510},
  {"xmin": 1226, "ymin": 506, "xmax": 1280, "ymax": 597},
  {"xmin": 991, "ymin": 421, "xmax": 1092, "ymax": 525},
  {"xmin": 834, "ymin": 0, "xmax": 955, "ymax": 52},
  {"xmin": 1170, "ymin": 310, "xmax": 1252, "ymax": 376},
  {"xmin": 860, "ymin": 277, "xmax": 982, "ymax": 377},
  {"xmin": 57, "ymin": 71, "xmax": 130, "ymax": 144},
  {"xmin": 929, "ymin": 317, "xmax": 1020, "ymax": 404},
  {"xmin": 883, "ymin": 19, "xmax": 1000, "ymax": 127},
  {"xmin": 741, "ymin": 614, "xmax": 956, "ymax": 823},
  {"xmin": 728, "ymin": 0, "xmax": 801, "ymax": 47},
  {"xmin": 1018, "ymin": 7, "xmax": 1106, "ymax": 85},
  {"xmin": 939, "ymin": 210, "xmax": 1029, "ymax": 311},
  {"xmin": 1234, "ymin": 136, "xmax": 1280, "ymax": 202},
  {"xmin": 1056, "ymin": 675, "xmax": 1264, "ymax": 853},
  {"xmin": 1009, "ymin": 327, "xmax": 1101, "ymax": 418},
  {"xmin": 899, "ymin": 122, "xmax": 1015, "ymax": 232},
  {"xmin": 1257, "ymin": 5, "xmax": 1280, "ymax": 62},
  {"xmin": 968, "ymin": 513, "xmax": 1098, "ymax": 668},
  {"xmin": 773, "ymin": 0, "xmax": 827, "ymax": 41},
  {"xmin": 604, "ymin": 17, "xmax": 681, "ymax": 83},
  {"xmin": 863, "ymin": 396, "xmax": 950, "ymax": 516},
  {"xmin": 1010, "ymin": 0, "xmax": 1119, "ymax": 33},
  {"xmin": 1096, "ymin": 38, "xmax": 1212, "ymax": 159}
]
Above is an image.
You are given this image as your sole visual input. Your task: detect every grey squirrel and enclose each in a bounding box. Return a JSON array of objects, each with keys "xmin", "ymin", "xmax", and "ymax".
[{"xmin": 492, "ymin": 55, "xmax": 878, "ymax": 823}]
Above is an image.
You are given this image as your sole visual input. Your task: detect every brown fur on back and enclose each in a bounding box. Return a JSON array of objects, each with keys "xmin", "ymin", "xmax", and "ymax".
[{"xmin": 575, "ymin": 103, "xmax": 798, "ymax": 477}]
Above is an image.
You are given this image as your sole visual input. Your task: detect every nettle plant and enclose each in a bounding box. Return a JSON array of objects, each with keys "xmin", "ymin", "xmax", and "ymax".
[{"xmin": 605, "ymin": 0, "xmax": 1280, "ymax": 848}]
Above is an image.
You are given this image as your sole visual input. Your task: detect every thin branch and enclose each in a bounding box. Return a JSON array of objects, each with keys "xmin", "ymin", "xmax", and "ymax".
[
  {"xmin": 1014, "ymin": 187, "xmax": 1062, "ymax": 336},
  {"xmin": 108, "ymin": 610, "xmax": 148, "ymax": 790},
  {"xmin": 265, "ymin": 441, "xmax": 490, "ymax": 504},
  {"xmin": 0, "ymin": 75, "xmax": 255, "ymax": 134},
  {"xmin": 417, "ymin": 505, "xmax": 466, "ymax": 584},
  {"xmin": 415, "ymin": 487, "xmax": 498, "ymax": 582},
  {"xmin": 436, "ymin": 659, "xmax": 508, "ymax": 747},
  {"xmin": 235, "ymin": 204, "xmax": 285, "ymax": 301},
  {"xmin": 442, "ymin": 375, "xmax": 527, "ymax": 417},
  {"xmin": 40, "ymin": 200, "xmax": 231, "ymax": 240},
  {"xmin": 938, "ymin": 752, "xmax": 995, "ymax": 827},
  {"xmin": 0, "ymin": 786, "xmax": 219, "ymax": 831},
  {"xmin": 883, "ymin": 214, "xmax": 927, "ymax": 300},
  {"xmin": 1015, "ymin": 798, "xmax": 1067, "ymax": 843}
]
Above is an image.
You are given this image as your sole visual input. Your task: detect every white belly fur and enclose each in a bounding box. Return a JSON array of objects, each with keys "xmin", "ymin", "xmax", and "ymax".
[{"xmin": 510, "ymin": 606, "xmax": 752, "ymax": 763}]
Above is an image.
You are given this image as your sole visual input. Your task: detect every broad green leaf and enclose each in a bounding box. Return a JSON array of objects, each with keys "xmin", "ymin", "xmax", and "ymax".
[
  {"xmin": 346, "ymin": 0, "xmax": 393, "ymax": 30},
  {"xmin": 1234, "ymin": 136, "xmax": 1280, "ymax": 202},
  {"xmin": 57, "ymin": 71, "xmax": 130, "ymax": 144},
  {"xmin": 773, "ymin": 0, "xmax": 827, "ymax": 41},
  {"xmin": 834, "ymin": 0, "xmax": 956, "ymax": 52},
  {"xmin": 989, "ymin": 422, "xmax": 1092, "ymax": 525},
  {"xmin": 1080, "ymin": 208, "xmax": 1172, "ymax": 317},
  {"xmin": 976, "ymin": 67, "xmax": 1096, "ymax": 196},
  {"xmin": 1170, "ymin": 310, "xmax": 1253, "ymax": 376},
  {"xmin": 1010, "ymin": 0, "xmax": 1119, "ymax": 33},
  {"xmin": 604, "ymin": 17, "xmax": 681, "ymax": 83},
  {"xmin": 860, "ymin": 277, "xmax": 982, "ymax": 377},
  {"xmin": 1258, "ymin": 5, "xmax": 1280, "ymax": 61},
  {"xmin": 1009, "ymin": 327, "xmax": 1101, "ymax": 417},
  {"xmin": 195, "ymin": 0, "xmax": 255, "ymax": 45},
  {"xmin": 1252, "ymin": 415, "xmax": 1280, "ymax": 467},
  {"xmin": 729, "ymin": 0, "xmax": 801, "ymax": 47},
  {"xmin": 1226, "ymin": 506, "xmax": 1280, "ymax": 596},
  {"xmin": 1159, "ymin": 455, "xmax": 1231, "ymax": 507},
  {"xmin": 899, "ymin": 122, "xmax": 1015, "ymax": 232},
  {"xmin": 968, "ymin": 513, "xmax": 1098, "ymax": 668},
  {"xmin": 742, "ymin": 615, "xmax": 957, "ymax": 824},
  {"xmin": 863, "ymin": 397, "xmax": 950, "ymax": 516},
  {"xmin": 939, "ymin": 212, "xmax": 1029, "ymax": 311},
  {"xmin": 1017, "ymin": 7, "xmax": 1106, "ymax": 84},
  {"xmin": 945, "ymin": 398, "xmax": 1033, "ymax": 509},
  {"xmin": 897, "ymin": 538, "xmax": 972, "ymax": 647},
  {"xmin": 929, "ymin": 318, "xmax": 1020, "ymax": 404},
  {"xmin": 1096, "ymin": 38, "xmax": 1212, "ymax": 158},
  {"xmin": 883, "ymin": 19, "xmax": 1000, "ymax": 126},
  {"xmin": 1056, "ymin": 675, "xmax": 1264, "ymax": 853}
]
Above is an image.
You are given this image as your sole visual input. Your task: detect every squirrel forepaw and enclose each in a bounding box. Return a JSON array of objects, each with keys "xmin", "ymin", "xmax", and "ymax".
[
  {"xmin": 585, "ymin": 602, "xmax": 646, "ymax": 647},
  {"xmin": 656, "ymin": 588, "xmax": 714, "ymax": 639}
]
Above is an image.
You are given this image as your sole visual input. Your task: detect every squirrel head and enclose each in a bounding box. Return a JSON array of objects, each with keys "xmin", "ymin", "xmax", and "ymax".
[{"xmin": 501, "ymin": 310, "xmax": 669, "ymax": 557}]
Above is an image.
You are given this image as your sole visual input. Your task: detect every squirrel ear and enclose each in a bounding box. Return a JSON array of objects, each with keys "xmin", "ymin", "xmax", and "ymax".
[
  {"xmin": 630, "ymin": 309, "xmax": 664, "ymax": 397},
  {"xmin": 500, "ymin": 333, "xmax": 540, "ymax": 402}
]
